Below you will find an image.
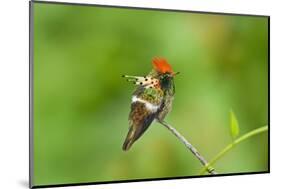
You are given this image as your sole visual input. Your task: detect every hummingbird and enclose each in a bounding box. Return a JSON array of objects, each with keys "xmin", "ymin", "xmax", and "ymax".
[{"xmin": 122, "ymin": 57, "xmax": 179, "ymax": 151}]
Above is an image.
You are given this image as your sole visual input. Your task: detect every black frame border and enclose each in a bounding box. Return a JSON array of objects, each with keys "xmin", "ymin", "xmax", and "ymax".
[{"xmin": 29, "ymin": 0, "xmax": 270, "ymax": 188}]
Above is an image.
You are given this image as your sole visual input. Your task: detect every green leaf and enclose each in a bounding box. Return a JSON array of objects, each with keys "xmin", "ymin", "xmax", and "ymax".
[{"xmin": 230, "ymin": 110, "xmax": 240, "ymax": 139}]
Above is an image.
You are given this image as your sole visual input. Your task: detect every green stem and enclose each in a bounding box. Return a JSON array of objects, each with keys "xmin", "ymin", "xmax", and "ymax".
[{"xmin": 199, "ymin": 125, "xmax": 268, "ymax": 175}]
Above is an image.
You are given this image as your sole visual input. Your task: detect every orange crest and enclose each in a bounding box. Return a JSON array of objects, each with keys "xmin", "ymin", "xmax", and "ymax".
[{"xmin": 152, "ymin": 57, "xmax": 173, "ymax": 74}]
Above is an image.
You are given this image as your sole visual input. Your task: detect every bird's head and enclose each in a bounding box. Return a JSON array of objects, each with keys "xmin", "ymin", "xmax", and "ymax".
[{"xmin": 152, "ymin": 57, "xmax": 179, "ymax": 89}]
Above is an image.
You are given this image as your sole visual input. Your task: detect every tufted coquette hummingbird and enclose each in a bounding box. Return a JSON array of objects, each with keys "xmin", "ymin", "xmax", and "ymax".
[{"xmin": 122, "ymin": 57, "xmax": 179, "ymax": 151}]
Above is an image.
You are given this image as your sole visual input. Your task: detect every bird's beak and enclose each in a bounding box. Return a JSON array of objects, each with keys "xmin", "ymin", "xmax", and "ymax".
[{"xmin": 172, "ymin": 72, "xmax": 180, "ymax": 77}]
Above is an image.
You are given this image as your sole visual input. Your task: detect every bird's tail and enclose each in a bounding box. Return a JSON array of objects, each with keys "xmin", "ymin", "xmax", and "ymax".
[{"xmin": 122, "ymin": 127, "xmax": 136, "ymax": 151}]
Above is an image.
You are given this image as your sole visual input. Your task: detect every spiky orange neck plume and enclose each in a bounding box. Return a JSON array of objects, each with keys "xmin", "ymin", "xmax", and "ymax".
[{"xmin": 152, "ymin": 57, "xmax": 173, "ymax": 74}]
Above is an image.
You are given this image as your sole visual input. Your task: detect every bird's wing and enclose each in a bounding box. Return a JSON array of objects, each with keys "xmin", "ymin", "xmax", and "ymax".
[{"xmin": 122, "ymin": 87, "xmax": 163, "ymax": 151}]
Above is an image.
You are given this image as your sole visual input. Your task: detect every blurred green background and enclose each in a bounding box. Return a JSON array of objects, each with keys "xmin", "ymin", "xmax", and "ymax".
[{"xmin": 33, "ymin": 2, "xmax": 268, "ymax": 186}]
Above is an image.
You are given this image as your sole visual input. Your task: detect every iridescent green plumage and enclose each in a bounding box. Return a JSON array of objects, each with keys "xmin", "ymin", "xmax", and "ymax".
[{"xmin": 157, "ymin": 74, "xmax": 175, "ymax": 121}]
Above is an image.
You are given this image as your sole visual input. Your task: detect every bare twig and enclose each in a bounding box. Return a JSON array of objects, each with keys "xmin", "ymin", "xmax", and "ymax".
[{"xmin": 158, "ymin": 120, "xmax": 217, "ymax": 175}]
